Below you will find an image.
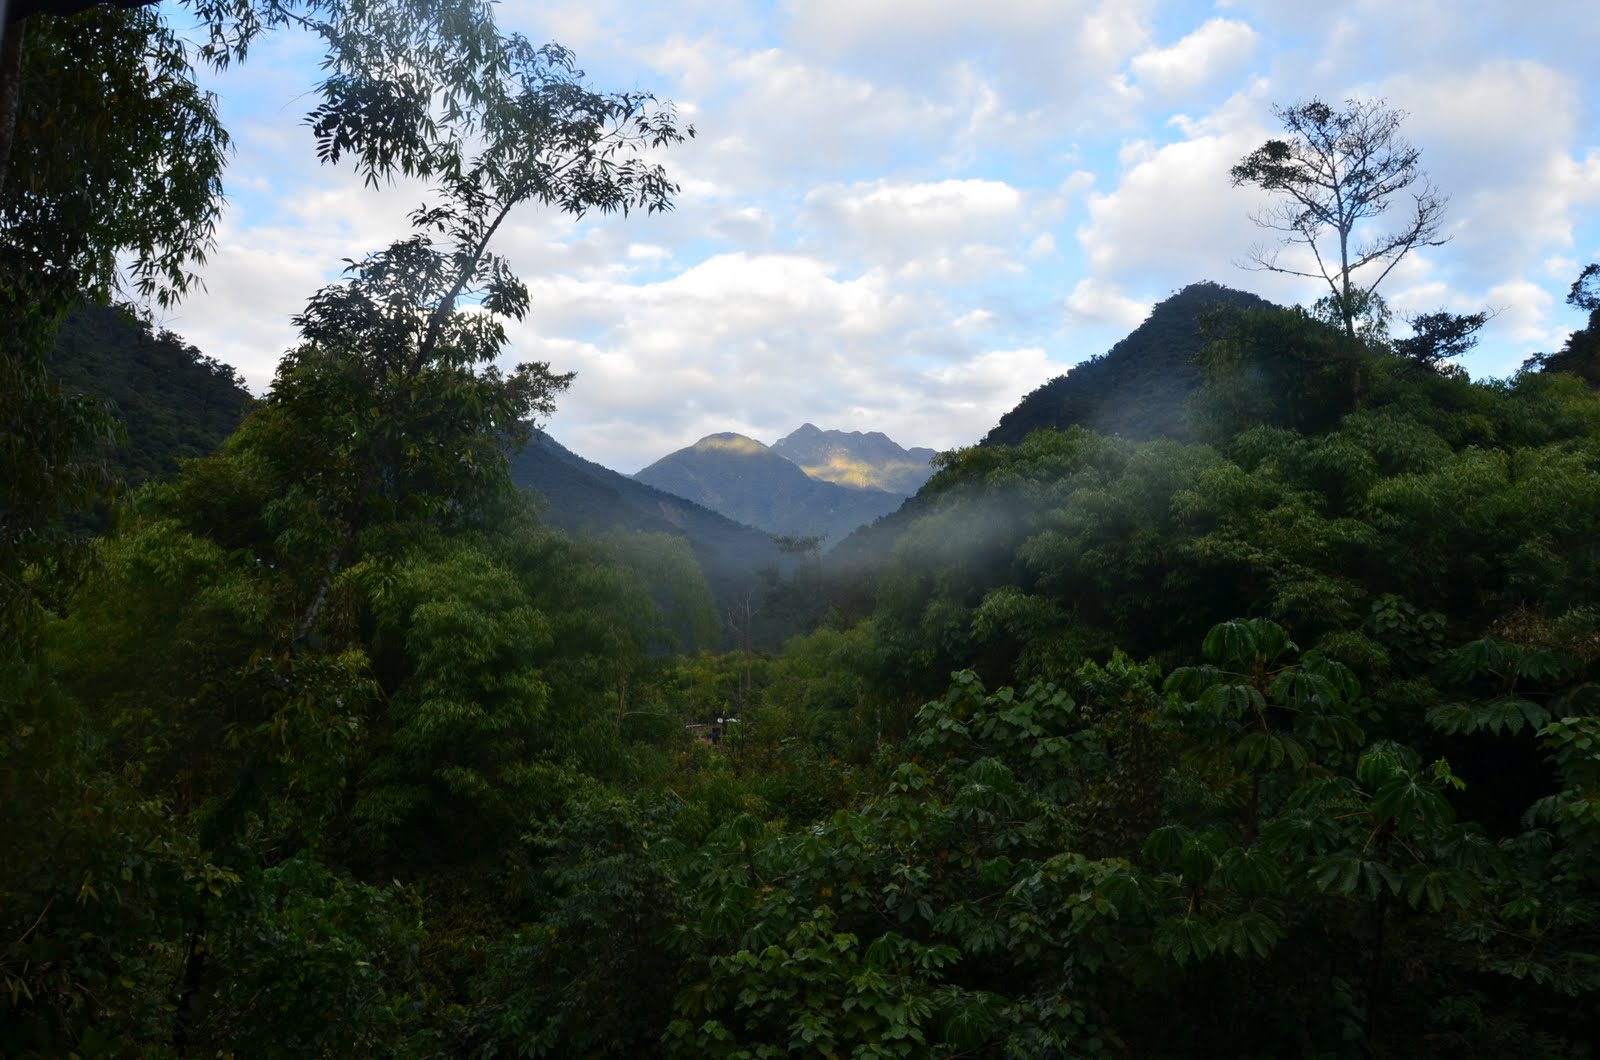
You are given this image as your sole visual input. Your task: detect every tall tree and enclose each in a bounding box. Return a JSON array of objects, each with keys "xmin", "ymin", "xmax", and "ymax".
[
  {"xmin": 1231, "ymin": 98, "xmax": 1449, "ymax": 344},
  {"xmin": 0, "ymin": 0, "xmax": 590, "ymax": 636}
]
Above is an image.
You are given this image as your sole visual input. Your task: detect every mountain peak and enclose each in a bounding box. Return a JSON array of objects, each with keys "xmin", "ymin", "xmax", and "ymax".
[
  {"xmin": 982, "ymin": 280, "xmax": 1278, "ymax": 447},
  {"xmin": 635, "ymin": 430, "xmax": 901, "ymax": 544},
  {"xmin": 692, "ymin": 432, "xmax": 770, "ymax": 455},
  {"xmin": 771, "ymin": 424, "xmax": 936, "ymax": 494}
]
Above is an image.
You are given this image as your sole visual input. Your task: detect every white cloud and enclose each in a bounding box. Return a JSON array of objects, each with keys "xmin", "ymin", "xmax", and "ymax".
[
  {"xmin": 508, "ymin": 247, "xmax": 1070, "ymax": 469},
  {"xmin": 1482, "ymin": 280, "xmax": 1562, "ymax": 373},
  {"xmin": 798, "ymin": 178, "xmax": 1033, "ymax": 283},
  {"xmin": 1076, "ymin": 92, "xmax": 1275, "ymax": 289},
  {"xmin": 1389, "ymin": 62, "xmax": 1600, "ymax": 285},
  {"xmin": 1128, "ymin": 18, "xmax": 1258, "ymax": 96},
  {"xmin": 781, "ymin": 0, "xmax": 1158, "ymax": 141},
  {"xmin": 804, "ymin": 179, "xmax": 1024, "ymax": 247},
  {"xmin": 1064, "ymin": 278, "xmax": 1150, "ymax": 330},
  {"xmin": 666, "ymin": 46, "xmax": 960, "ymax": 190},
  {"xmin": 159, "ymin": 0, "xmax": 1600, "ymax": 470}
]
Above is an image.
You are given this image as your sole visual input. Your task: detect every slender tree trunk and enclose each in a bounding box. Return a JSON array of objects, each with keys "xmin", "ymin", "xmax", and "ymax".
[
  {"xmin": 1365, "ymin": 886, "xmax": 1388, "ymax": 1047},
  {"xmin": 0, "ymin": 16, "xmax": 22, "ymax": 194},
  {"xmin": 1337, "ymin": 226, "xmax": 1364, "ymax": 409},
  {"xmin": 294, "ymin": 464, "xmax": 379, "ymax": 642},
  {"xmin": 171, "ymin": 907, "xmax": 208, "ymax": 1056},
  {"xmin": 295, "ymin": 528, "xmax": 354, "ymax": 642}
]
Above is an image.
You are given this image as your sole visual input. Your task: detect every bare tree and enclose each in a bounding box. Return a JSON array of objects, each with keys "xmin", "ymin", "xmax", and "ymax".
[{"xmin": 1231, "ymin": 98, "xmax": 1449, "ymax": 342}]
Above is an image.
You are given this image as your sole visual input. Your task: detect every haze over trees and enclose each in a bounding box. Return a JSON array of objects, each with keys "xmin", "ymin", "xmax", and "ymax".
[{"xmin": 3, "ymin": 1, "xmax": 1600, "ymax": 1053}]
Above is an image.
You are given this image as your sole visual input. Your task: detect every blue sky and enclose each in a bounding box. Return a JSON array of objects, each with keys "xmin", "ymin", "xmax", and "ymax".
[{"xmin": 156, "ymin": 0, "xmax": 1600, "ymax": 472}]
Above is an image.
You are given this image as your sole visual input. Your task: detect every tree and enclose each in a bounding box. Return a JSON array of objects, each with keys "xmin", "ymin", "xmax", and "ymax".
[
  {"xmin": 1527, "ymin": 262, "xmax": 1600, "ymax": 385},
  {"xmin": 4, "ymin": 13, "xmax": 690, "ymax": 1048},
  {"xmin": 1231, "ymin": 99, "xmax": 1449, "ymax": 345},
  {"xmin": 1393, "ymin": 309, "xmax": 1488, "ymax": 372},
  {"xmin": 0, "ymin": 4, "xmax": 229, "ymax": 633},
  {"xmin": 0, "ymin": 0, "xmax": 625, "ymax": 640}
]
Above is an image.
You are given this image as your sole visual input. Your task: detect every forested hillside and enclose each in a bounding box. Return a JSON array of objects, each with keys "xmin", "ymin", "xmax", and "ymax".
[
  {"xmin": 6, "ymin": 1, "xmax": 1600, "ymax": 1056},
  {"xmin": 12, "ymin": 269, "xmax": 1600, "ymax": 1057},
  {"xmin": 508, "ymin": 431, "xmax": 796, "ymax": 645},
  {"xmin": 48, "ymin": 303, "xmax": 254, "ymax": 489},
  {"xmin": 984, "ymin": 281, "xmax": 1277, "ymax": 446},
  {"xmin": 830, "ymin": 283, "xmax": 1277, "ymax": 589}
]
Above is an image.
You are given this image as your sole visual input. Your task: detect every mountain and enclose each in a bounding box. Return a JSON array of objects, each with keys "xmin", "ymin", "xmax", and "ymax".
[
  {"xmin": 507, "ymin": 431, "xmax": 792, "ymax": 638},
  {"xmin": 828, "ymin": 282, "xmax": 1279, "ymax": 604},
  {"xmin": 48, "ymin": 302, "xmax": 254, "ymax": 488},
  {"xmin": 982, "ymin": 281, "xmax": 1277, "ymax": 447},
  {"xmin": 770, "ymin": 423, "xmax": 937, "ymax": 494},
  {"xmin": 633, "ymin": 432, "xmax": 907, "ymax": 545}
]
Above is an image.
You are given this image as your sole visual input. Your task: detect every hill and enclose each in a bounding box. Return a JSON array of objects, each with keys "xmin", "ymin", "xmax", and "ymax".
[
  {"xmin": 634, "ymin": 432, "xmax": 904, "ymax": 544},
  {"xmin": 507, "ymin": 431, "xmax": 792, "ymax": 639},
  {"xmin": 981, "ymin": 281, "xmax": 1277, "ymax": 447},
  {"xmin": 829, "ymin": 282, "xmax": 1277, "ymax": 601},
  {"xmin": 770, "ymin": 423, "xmax": 937, "ymax": 494},
  {"xmin": 48, "ymin": 302, "xmax": 254, "ymax": 487}
]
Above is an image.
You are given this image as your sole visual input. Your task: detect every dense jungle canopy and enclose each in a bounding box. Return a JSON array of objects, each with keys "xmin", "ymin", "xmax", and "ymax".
[{"xmin": 3, "ymin": 1, "xmax": 1600, "ymax": 1056}]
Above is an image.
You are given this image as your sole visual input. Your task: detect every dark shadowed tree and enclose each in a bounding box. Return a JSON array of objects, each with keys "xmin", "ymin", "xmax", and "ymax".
[
  {"xmin": 1526, "ymin": 262, "xmax": 1600, "ymax": 386},
  {"xmin": 1394, "ymin": 309, "xmax": 1489, "ymax": 372}
]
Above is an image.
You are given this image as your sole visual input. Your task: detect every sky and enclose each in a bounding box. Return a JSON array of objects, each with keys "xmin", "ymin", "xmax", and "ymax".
[{"xmin": 155, "ymin": 0, "xmax": 1600, "ymax": 473}]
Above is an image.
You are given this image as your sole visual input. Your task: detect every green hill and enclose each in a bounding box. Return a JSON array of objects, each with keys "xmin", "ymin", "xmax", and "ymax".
[
  {"xmin": 982, "ymin": 281, "xmax": 1276, "ymax": 447},
  {"xmin": 48, "ymin": 302, "xmax": 254, "ymax": 488},
  {"xmin": 830, "ymin": 281, "xmax": 1277, "ymax": 599},
  {"xmin": 507, "ymin": 431, "xmax": 795, "ymax": 643}
]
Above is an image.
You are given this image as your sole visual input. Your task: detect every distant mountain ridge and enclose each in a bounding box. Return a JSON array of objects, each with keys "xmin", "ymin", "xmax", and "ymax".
[
  {"xmin": 634, "ymin": 432, "xmax": 906, "ymax": 544},
  {"xmin": 771, "ymin": 423, "xmax": 937, "ymax": 494}
]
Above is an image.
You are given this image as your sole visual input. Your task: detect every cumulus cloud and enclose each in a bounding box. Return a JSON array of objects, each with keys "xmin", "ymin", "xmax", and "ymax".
[
  {"xmin": 1387, "ymin": 62, "xmax": 1600, "ymax": 286},
  {"xmin": 782, "ymin": 0, "xmax": 1157, "ymax": 139},
  {"xmin": 508, "ymin": 248, "xmax": 1064, "ymax": 469},
  {"xmin": 1481, "ymin": 280, "xmax": 1563, "ymax": 372},
  {"xmin": 803, "ymin": 179, "xmax": 1024, "ymax": 249},
  {"xmin": 659, "ymin": 45, "xmax": 960, "ymax": 191},
  {"xmin": 162, "ymin": 0, "xmax": 1600, "ymax": 469},
  {"xmin": 1127, "ymin": 18, "xmax": 1258, "ymax": 97},
  {"xmin": 1074, "ymin": 91, "xmax": 1280, "ymax": 291},
  {"xmin": 1064, "ymin": 278, "xmax": 1151, "ymax": 330},
  {"xmin": 796, "ymin": 178, "xmax": 1036, "ymax": 283}
]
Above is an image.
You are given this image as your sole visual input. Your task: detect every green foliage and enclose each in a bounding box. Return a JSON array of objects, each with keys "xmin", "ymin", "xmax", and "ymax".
[
  {"xmin": 10, "ymin": 14, "xmax": 1600, "ymax": 1054},
  {"xmin": 1193, "ymin": 304, "xmax": 1366, "ymax": 437},
  {"xmin": 358, "ymin": 537, "xmax": 556, "ymax": 859},
  {"xmin": 190, "ymin": 859, "xmax": 422, "ymax": 1058},
  {"xmin": 5, "ymin": 6, "xmax": 229, "ymax": 308},
  {"xmin": 1525, "ymin": 262, "xmax": 1600, "ymax": 386}
]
